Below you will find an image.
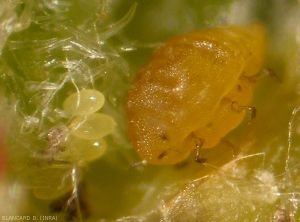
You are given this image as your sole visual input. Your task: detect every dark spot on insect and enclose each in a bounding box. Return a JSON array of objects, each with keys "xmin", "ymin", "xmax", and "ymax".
[
  {"xmin": 50, "ymin": 183, "xmax": 90, "ymax": 221},
  {"xmin": 195, "ymin": 157, "xmax": 207, "ymax": 163},
  {"xmin": 237, "ymin": 84, "xmax": 242, "ymax": 92},
  {"xmin": 206, "ymin": 122, "xmax": 213, "ymax": 128},
  {"xmin": 157, "ymin": 150, "xmax": 168, "ymax": 159},
  {"xmin": 159, "ymin": 132, "xmax": 169, "ymax": 141}
]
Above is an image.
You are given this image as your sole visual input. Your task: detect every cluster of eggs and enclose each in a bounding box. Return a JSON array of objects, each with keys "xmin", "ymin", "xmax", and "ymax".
[{"xmin": 55, "ymin": 89, "xmax": 116, "ymax": 164}]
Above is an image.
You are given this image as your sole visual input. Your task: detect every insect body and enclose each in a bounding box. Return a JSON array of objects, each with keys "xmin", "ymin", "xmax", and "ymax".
[{"xmin": 126, "ymin": 24, "xmax": 266, "ymax": 165}]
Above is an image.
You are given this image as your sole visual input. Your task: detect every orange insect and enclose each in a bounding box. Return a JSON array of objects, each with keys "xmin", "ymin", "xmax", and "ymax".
[{"xmin": 126, "ymin": 24, "xmax": 266, "ymax": 165}]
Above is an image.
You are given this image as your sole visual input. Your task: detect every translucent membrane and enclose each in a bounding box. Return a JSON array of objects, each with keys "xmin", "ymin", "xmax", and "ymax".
[
  {"xmin": 63, "ymin": 89, "xmax": 105, "ymax": 116},
  {"xmin": 56, "ymin": 137, "xmax": 107, "ymax": 163},
  {"xmin": 70, "ymin": 113, "xmax": 116, "ymax": 140}
]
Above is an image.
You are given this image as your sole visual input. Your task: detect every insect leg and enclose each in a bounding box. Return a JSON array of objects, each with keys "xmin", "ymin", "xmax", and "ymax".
[
  {"xmin": 242, "ymin": 68, "xmax": 281, "ymax": 83},
  {"xmin": 220, "ymin": 139, "xmax": 240, "ymax": 157},
  {"xmin": 231, "ymin": 101, "xmax": 256, "ymax": 123},
  {"xmin": 131, "ymin": 160, "xmax": 148, "ymax": 170},
  {"xmin": 191, "ymin": 134, "xmax": 206, "ymax": 163},
  {"xmin": 262, "ymin": 68, "xmax": 281, "ymax": 82},
  {"xmin": 240, "ymin": 105, "xmax": 256, "ymax": 120}
]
